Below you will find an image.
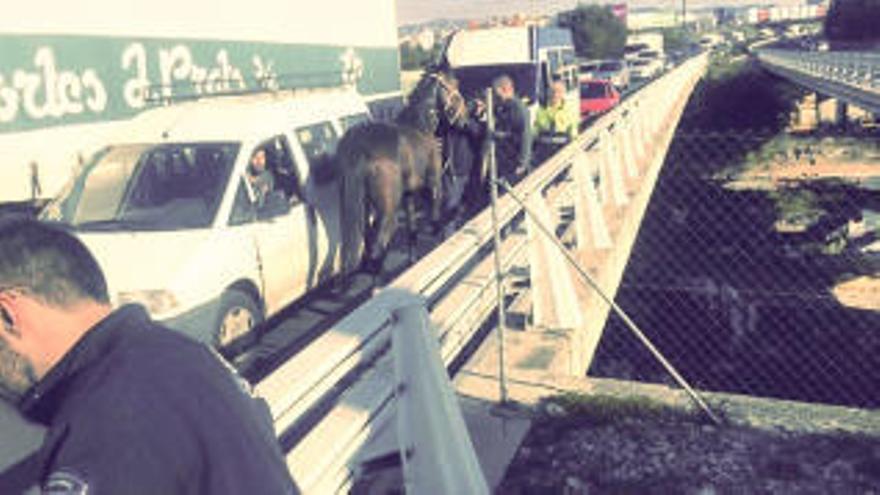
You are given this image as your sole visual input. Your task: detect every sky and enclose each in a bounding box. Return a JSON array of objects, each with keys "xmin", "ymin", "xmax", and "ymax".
[
  {"xmin": 395, "ymin": 0, "xmax": 800, "ymax": 25},
  {"xmin": 396, "ymin": 0, "xmax": 587, "ymax": 25}
]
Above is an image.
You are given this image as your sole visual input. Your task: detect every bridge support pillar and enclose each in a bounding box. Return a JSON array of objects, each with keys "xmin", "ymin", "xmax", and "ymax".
[{"xmin": 835, "ymin": 99, "xmax": 850, "ymax": 129}]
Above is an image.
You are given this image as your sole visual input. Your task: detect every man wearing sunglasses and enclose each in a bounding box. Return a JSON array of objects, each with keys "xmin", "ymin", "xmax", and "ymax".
[{"xmin": 0, "ymin": 218, "xmax": 297, "ymax": 494}]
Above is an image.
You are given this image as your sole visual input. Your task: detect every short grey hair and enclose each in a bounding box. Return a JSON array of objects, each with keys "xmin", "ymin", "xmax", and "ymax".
[{"xmin": 492, "ymin": 74, "xmax": 514, "ymax": 91}]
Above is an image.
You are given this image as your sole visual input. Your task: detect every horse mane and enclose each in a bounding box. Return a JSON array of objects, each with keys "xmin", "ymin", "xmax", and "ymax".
[{"xmin": 396, "ymin": 71, "xmax": 443, "ymax": 133}]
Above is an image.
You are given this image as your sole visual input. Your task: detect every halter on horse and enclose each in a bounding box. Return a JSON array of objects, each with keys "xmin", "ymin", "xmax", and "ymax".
[{"xmin": 336, "ymin": 68, "xmax": 470, "ymax": 278}]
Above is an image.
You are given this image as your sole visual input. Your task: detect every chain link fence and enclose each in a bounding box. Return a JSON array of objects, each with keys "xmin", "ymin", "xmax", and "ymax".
[{"xmin": 587, "ymin": 129, "xmax": 880, "ymax": 409}]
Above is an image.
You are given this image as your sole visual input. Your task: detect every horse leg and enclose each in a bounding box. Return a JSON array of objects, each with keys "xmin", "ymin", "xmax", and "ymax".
[
  {"xmin": 404, "ymin": 193, "xmax": 418, "ymax": 262},
  {"xmin": 364, "ymin": 161, "xmax": 401, "ymax": 282},
  {"xmin": 362, "ymin": 207, "xmax": 397, "ymax": 288}
]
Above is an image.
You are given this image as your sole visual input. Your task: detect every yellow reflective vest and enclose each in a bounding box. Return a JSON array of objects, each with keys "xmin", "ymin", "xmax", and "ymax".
[{"xmin": 534, "ymin": 101, "xmax": 578, "ymax": 140}]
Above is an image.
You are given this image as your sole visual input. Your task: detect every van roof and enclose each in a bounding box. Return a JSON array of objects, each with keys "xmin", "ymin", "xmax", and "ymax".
[{"xmin": 116, "ymin": 87, "xmax": 368, "ymax": 143}]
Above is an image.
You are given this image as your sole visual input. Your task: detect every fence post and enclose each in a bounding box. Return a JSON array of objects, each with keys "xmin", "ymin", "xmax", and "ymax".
[{"xmin": 485, "ymin": 88, "xmax": 509, "ymax": 405}]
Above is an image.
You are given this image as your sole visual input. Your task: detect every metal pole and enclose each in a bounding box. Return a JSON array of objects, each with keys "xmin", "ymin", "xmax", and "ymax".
[
  {"xmin": 486, "ymin": 88, "xmax": 509, "ymax": 404},
  {"xmin": 682, "ymin": 0, "xmax": 687, "ymax": 31},
  {"xmin": 494, "ymin": 178, "xmax": 722, "ymax": 425}
]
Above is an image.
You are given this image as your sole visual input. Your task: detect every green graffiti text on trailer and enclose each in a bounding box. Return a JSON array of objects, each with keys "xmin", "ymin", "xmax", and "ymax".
[{"xmin": 0, "ymin": 34, "xmax": 400, "ymax": 133}]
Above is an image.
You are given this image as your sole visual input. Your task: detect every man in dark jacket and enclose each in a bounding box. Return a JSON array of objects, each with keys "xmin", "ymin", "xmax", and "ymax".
[
  {"xmin": 0, "ymin": 218, "xmax": 298, "ymax": 494},
  {"xmin": 461, "ymin": 74, "xmax": 532, "ymax": 215},
  {"xmin": 490, "ymin": 74, "xmax": 532, "ymax": 184}
]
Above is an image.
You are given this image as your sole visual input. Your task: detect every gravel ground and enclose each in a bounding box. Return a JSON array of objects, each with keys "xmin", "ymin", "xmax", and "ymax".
[{"xmin": 497, "ymin": 396, "xmax": 880, "ymax": 494}]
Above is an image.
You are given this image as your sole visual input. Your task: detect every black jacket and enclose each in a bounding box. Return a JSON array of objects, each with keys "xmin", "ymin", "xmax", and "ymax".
[
  {"xmin": 492, "ymin": 97, "xmax": 532, "ymax": 175},
  {"xmin": 2, "ymin": 305, "xmax": 297, "ymax": 494}
]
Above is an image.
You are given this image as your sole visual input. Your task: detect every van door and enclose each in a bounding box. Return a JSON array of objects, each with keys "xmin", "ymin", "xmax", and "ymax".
[
  {"xmin": 293, "ymin": 121, "xmax": 342, "ymax": 282},
  {"xmin": 235, "ymin": 137, "xmax": 312, "ymax": 315}
]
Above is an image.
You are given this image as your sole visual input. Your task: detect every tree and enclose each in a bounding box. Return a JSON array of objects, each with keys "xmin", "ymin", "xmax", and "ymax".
[
  {"xmin": 824, "ymin": 0, "xmax": 880, "ymax": 42},
  {"xmin": 659, "ymin": 27, "xmax": 697, "ymax": 53},
  {"xmin": 558, "ymin": 5, "xmax": 628, "ymax": 60}
]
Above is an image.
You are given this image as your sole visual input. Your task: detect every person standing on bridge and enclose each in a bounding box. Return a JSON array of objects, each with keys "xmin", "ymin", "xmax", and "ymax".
[
  {"xmin": 533, "ymin": 80, "xmax": 578, "ymax": 164},
  {"xmin": 490, "ymin": 74, "xmax": 532, "ymax": 183},
  {"xmin": 29, "ymin": 161, "xmax": 42, "ymax": 202},
  {"xmin": 0, "ymin": 218, "xmax": 298, "ymax": 494},
  {"xmin": 464, "ymin": 74, "xmax": 532, "ymax": 214}
]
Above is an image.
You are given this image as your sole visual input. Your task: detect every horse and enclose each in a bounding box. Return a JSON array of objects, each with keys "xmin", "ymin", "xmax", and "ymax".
[{"xmin": 336, "ymin": 68, "xmax": 471, "ymax": 278}]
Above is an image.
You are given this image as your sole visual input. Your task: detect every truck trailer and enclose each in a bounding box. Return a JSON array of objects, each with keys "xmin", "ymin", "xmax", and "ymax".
[{"xmin": 0, "ymin": 0, "xmax": 403, "ymax": 204}]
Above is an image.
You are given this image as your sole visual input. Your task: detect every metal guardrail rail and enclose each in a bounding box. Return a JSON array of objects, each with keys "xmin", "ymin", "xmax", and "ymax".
[
  {"xmin": 254, "ymin": 53, "xmax": 710, "ymax": 493},
  {"xmin": 755, "ymin": 48, "xmax": 880, "ymax": 113}
]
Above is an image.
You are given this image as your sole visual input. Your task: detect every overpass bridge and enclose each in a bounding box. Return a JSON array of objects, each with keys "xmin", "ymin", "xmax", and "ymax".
[
  {"xmin": 0, "ymin": 53, "xmax": 710, "ymax": 492},
  {"xmin": 755, "ymin": 47, "xmax": 880, "ymax": 115},
  {"xmin": 250, "ymin": 53, "xmax": 711, "ymax": 492}
]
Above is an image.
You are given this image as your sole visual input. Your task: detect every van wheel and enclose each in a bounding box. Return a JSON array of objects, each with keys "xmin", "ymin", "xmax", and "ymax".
[{"xmin": 215, "ymin": 289, "xmax": 263, "ymax": 351}]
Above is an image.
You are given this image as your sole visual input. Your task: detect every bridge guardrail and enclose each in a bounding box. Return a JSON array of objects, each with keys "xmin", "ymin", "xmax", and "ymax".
[
  {"xmin": 255, "ymin": 53, "xmax": 709, "ymax": 493},
  {"xmin": 755, "ymin": 48, "xmax": 880, "ymax": 112}
]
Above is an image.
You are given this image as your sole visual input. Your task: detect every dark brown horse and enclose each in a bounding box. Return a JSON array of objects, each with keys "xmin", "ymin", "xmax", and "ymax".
[{"xmin": 337, "ymin": 68, "xmax": 470, "ymax": 277}]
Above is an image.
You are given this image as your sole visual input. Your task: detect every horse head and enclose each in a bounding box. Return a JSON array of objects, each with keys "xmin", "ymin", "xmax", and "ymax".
[{"xmin": 398, "ymin": 68, "xmax": 469, "ymax": 135}]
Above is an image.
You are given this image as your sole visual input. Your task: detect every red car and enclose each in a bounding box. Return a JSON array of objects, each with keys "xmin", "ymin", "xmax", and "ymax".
[{"xmin": 580, "ymin": 79, "xmax": 620, "ymax": 119}]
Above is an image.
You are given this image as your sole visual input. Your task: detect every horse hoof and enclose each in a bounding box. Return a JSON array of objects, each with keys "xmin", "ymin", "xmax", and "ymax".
[{"xmin": 361, "ymin": 258, "xmax": 383, "ymax": 277}]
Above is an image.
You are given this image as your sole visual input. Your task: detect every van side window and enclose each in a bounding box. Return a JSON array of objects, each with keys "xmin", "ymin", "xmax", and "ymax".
[
  {"xmin": 268, "ymin": 136, "xmax": 303, "ymax": 203},
  {"xmin": 295, "ymin": 122, "xmax": 339, "ymax": 184},
  {"xmin": 228, "ymin": 180, "xmax": 256, "ymax": 225},
  {"xmin": 247, "ymin": 136, "xmax": 303, "ymax": 206}
]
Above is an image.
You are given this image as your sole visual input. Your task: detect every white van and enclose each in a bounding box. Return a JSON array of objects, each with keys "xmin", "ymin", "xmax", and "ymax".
[{"xmin": 41, "ymin": 88, "xmax": 370, "ymax": 347}]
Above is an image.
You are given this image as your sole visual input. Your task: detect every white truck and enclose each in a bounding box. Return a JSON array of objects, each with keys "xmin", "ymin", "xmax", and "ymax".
[
  {"xmin": 0, "ymin": 0, "xmax": 402, "ymax": 205},
  {"xmin": 624, "ymin": 32, "xmax": 666, "ymax": 80},
  {"xmin": 443, "ymin": 25, "xmax": 580, "ymax": 129}
]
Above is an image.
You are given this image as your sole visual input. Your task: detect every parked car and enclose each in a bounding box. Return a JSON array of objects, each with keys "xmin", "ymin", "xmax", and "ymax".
[
  {"xmin": 580, "ymin": 79, "xmax": 620, "ymax": 119},
  {"xmin": 592, "ymin": 59, "xmax": 630, "ymax": 91},
  {"xmin": 41, "ymin": 88, "xmax": 371, "ymax": 348}
]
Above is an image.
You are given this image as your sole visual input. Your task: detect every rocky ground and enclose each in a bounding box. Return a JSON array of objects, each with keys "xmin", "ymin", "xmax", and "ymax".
[{"xmin": 497, "ymin": 395, "xmax": 880, "ymax": 494}]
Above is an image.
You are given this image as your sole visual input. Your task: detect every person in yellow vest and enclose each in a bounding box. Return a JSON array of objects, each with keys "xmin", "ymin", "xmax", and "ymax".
[{"xmin": 533, "ymin": 80, "xmax": 578, "ymax": 164}]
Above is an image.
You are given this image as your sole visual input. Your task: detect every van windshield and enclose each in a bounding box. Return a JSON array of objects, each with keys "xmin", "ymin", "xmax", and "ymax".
[{"xmin": 42, "ymin": 142, "xmax": 239, "ymax": 231}]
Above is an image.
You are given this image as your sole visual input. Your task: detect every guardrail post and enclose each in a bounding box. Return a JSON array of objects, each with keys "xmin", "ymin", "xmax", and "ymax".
[
  {"xmin": 636, "ymin": 103, "xmax": 654, "ymax": 170},
  {"xmin": 572, "ymin": 152, "xmax": 612, "ymax": 251},
  {"xmin": 526, "ymin": 192, "xmax": 583, "ymax": 331},
  {"xmin": 391, "ymin": 298, "xmax": 489, "ymax": 495},
  {"xmin": 619, "ymin": 114, "xmax": 639, "ymax": 180},
  {"xmin": 603, "ymin": 127, "xmax": 628, "ymax": 206},
  {"xmin": 628, "ymin": 105, "xmax": 646, "ymax": 169}
]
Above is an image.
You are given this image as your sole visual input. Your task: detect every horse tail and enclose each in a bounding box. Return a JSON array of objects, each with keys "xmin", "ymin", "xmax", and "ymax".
[{"xmin": 337, "ymin": 132, "xmax": 368, "ymax": 276}]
